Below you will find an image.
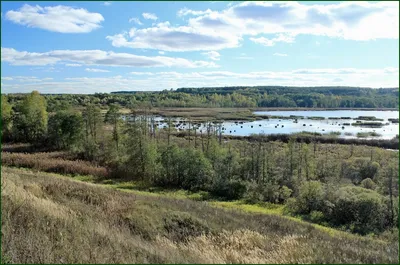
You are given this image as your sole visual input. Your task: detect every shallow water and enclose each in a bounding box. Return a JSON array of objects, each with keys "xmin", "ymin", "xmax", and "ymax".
[{"xmin": 124, "ymin": 110, "xmax": 399, "ymax": 140}]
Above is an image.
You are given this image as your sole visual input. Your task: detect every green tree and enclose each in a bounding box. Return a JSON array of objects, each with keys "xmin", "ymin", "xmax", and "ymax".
[
  {"xmin": 331, "ymin": 186, "xmax": 387, "ymax": 234},
  {"xmin": 1, "ymin": 95, "xmax": 13, "ymax": 141},
  {"xmin": 12, "ymin": 91, "xmax": 48, "ymax": 143},
  {"xmin": 295, "ymin": 181, "xmax": 325, "ymax": 214},
  {"xmin": 82, "ymin": 104, "xmax": 102, "ymax": 143},
  {"xmin": 48, "ymin": 111, "xmax": 84, "ymax": 150},
  {"xmin": 104, "ymin": 104, "xmax": 121, "ymax": 150}
]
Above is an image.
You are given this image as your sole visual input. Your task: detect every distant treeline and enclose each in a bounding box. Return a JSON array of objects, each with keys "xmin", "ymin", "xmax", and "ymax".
[{"xmin": 4, "ymin": 86, "xmax": 399, "ymax": 110}]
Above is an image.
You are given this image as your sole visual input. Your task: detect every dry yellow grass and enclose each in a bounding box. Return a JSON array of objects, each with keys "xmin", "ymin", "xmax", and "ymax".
[
  {"xmin": 1, "ymin": 151, "xmax": 108, "ymax": 178},
  {"xmin": 1, "ymin": 166, "xmax": 398, "ymax": 264}
]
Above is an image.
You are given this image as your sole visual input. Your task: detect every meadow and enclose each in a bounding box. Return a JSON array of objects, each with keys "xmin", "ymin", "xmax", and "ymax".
[{"xmin": 2, "ymin": 166, "xmax": 398, "ymax": 264}]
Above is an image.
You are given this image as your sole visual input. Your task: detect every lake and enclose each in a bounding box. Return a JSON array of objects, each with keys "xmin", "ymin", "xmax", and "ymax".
[{"xmin": 126, "ymin": 110, "xmax": 399, "ymax": 140}]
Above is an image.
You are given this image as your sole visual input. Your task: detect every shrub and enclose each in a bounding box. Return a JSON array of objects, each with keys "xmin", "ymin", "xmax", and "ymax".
[
  {"xmin": 295, "ymin": 181, "xmax": 325, "ymax": 214},
  {"xmin": 278, "ymin": 186, "xmax": 292, "ymax": 203},
  {"xmin": 211, "ymin": 177, "xmax": 247, "ymax": 201},
  {"xmin": 309, "ymin": 211, "xmax": 325, "ymax": 224},
  {"xmin": 360, "ymin": 178, "xmax": 376, "ymax": 190},
  {"xmin": 330, "ymin": 186, "xmax": 387, "ymax": 235},
  {"xmin": 244, "ymin": 181, "xmax": 263, "ymax": 204},
  {"xmin": 163, "ymin": 211, "xmax": 210, "ymax": 242}
]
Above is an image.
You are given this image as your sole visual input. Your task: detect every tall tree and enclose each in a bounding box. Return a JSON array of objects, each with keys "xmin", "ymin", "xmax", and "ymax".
[
  {"xmin": 83, "ymin": 104, "xmax": 102, "ymax": 143},
  {"xmin": 12, "ymin": 91, "xmax": 48, "ymax": 143},
  {"xmin": 105, "ymin": 104, "xmax": 121, "ymax": 150},
  {"xmin": 48, "ymin": 111, "xmax": 84, "ymax": 150},
  {"xmin": 1, "ymin": 95, "xmax": 13, "ymax": 141}
]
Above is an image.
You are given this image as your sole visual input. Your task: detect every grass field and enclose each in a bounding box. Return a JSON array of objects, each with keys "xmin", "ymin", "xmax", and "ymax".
[{"xmin": 1, "ymin": 166, "xmax": 398, "ymax": 264}]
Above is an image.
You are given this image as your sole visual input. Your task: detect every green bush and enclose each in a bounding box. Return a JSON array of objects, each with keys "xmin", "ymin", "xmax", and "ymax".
[
  {"xmin": 211, "ymin": 177, "xmax": 247, "ymax": 201},
  {"xmin": 330, "ymin": 186, "xmax": 387, "ymax": 234},
  {"xmin": 295, "ymin": 181, "xmax": 325, "ymax": 214},
  {"xmin": 163, "ymin": 211, "xmax": 211, "ymax": 242},
  {"xmin": 360, "ymin": 178, "xmax": 376, "ymax": 190},
  {"xmin": 278, "ymin": 186, "xmax": 292, "ymax": 203},
  {"xmin": 309, "ymin": 211, "xmax": 325, "ymax": 224}
]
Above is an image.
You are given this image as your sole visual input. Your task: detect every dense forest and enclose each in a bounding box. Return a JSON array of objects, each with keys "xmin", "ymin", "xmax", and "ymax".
[
  {"xmin": 1, "ymin": 91, "xmax": 399, "ymax": 237},
  {"xmin": 4, "ymin": 86, "xmax": 399, "ymax": 110}
]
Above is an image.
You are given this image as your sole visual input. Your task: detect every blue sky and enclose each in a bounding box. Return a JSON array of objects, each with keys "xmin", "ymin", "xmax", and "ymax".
[{"xmin": 1, "ymin": 1, "xmax": 399, "ymax": 94}]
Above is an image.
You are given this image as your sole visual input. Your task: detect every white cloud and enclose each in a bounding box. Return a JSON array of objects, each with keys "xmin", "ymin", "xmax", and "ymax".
[
  {"xmin": 130, "ymin": 72, "xmax": 155, "ymax": 76},
  {"xmin": 5, "ymin": 4, "xmax": 104, "ymax": 33},
  {"xmin": 129, "ymin": 17, "xmax": 143, "ymax": 25},
  {"xmin": 202, "ymin": 51, "xmax": 220, "ymax": 61},
  {"xmin": 1, "ymin": 47, "xmax": 219, "ymax": 68},
  {"xmin": 65, "ymin": 63, "xmax": 82, "ymax": 67},
  {"xmin": 108, "ymin": 1, "xmax": 398, "ymax": 51},
  {"xmin": 142, "ymin": 12, "xmax": 157, "ymax": 20},
  {"xmin": 250, "ymin": 34, "xmax": 295, "ymax": 47},
  {"xmin": 273, "ymin": 53, "xmax": 288, "ymax": 57},
  {"xmin": 158, "ymin": 51, "xmax": 165, "ymax": 55},
  {"xmin": 1, "ymin": 76, "xmax": 53, "ymax": 83},
  {"xmin": 2, "ymin": 68, "xmax": 398, "ymax": 94},
  {"xmin": 103, "ymin": 2, "xmax": 112, "ymax": 6},
  {"xmin": 85, "ymin": 68, "xmax": 110, "ymax": 73},
  {"xmin": 177, "ymin": 8, "xmax": 213, "ymax": 17},
  {"xmin": 106, "ymin": 24, "xmax": 240, "ymax": 52}
]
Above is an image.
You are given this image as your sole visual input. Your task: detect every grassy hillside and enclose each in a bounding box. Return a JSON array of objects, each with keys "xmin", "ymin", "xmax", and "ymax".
[{"xmin": 1, "ymin": 167, "xmax": 398, "ymax": 264}]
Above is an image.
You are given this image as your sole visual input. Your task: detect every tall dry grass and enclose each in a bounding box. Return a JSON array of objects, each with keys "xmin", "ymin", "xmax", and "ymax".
[
  {"xmin": 1, "ymin": 166, "xmax": 398, "ymax": 264},
  {"xmin": 1, "ymin": 152, "xmax": 108, "ymax": 178}
]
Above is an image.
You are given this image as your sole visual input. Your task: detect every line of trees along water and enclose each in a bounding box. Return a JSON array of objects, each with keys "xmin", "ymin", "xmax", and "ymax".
[
  {"xmin": 4, "ymin": 86, "xmax": 399, "ymax": 110},
  {"xmin": 1, "ymin": 91, "xmax": 399, "ymax": 236}
]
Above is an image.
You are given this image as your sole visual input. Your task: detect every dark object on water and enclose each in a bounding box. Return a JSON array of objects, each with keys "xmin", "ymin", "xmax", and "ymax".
[
  {"xmin": 241, "ymin": 126, "xmax": 243, "ymax": 128},
  {"xmin": 309, "ymin": 124, "xmax": 312, "ymax": 126},
  {"xmin": 303, "ymin": 124, "xmax": 306, "ymax": 126},
  {"xmin": 251, "ymin": 125, "xmax": 253, "ymax": 128},
  {"xmin": 342, "ymin": 126, "xmax": 345, "ymax": 129},
  {"xmin": 259, "ymin": 124, "xmax": 262, "ymax": 127},
  {"xmin": 322, "ymin": 129, "xmax": 325, "ymax": 131},
  {"xmin": 281, "ymin": 125, "xmax": 284, "ymax": 128}
]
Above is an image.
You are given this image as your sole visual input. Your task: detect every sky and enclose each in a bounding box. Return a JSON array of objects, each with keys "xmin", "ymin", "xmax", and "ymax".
[{"xmin": 1, "ymin": 1, "xmax": 399, "ymax": 94}]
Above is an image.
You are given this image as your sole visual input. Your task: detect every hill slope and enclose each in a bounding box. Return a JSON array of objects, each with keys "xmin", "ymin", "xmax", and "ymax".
[{"xmin": 1, "ymin": 167, "xmax": 398, "ymax": 264}]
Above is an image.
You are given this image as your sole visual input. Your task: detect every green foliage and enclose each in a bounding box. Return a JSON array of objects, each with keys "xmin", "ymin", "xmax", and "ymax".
[
  {"xmin": 211, "ymin": 176, "xmax": 247, "ymax": 200},
  {"xmin": 360, "ymin": 178, "xmax": 376, "ymax": 190},
  {"xmin": 309, "ymin": 211, "xmax": 325, "ymax": 224},
  {"xmin": 123, "ymin": 125, "xmax": 159, "ymax": 183},
  {"xmin": 12, "ymin": 91, "xmax": 48, "ymax": 143},
  {"xmin": 48, "ymin": 111, "xmax": 84, "ymax": 150},
  {"xmin": 179, "ymin": 148, "xmax": 213, "ymax": 191},
  {"xmin": 293, "ymin": 181, "xmax": 325, "ymax": 214},
  {"xmin": 330, "ymin": 186, "xmax": 387, "ymax": 234},
  {"xmin": 82, "ymin": 104, "xmax": 102, "ymax": 143},
  {"xmin": 104, "ymin": 104, "xmax": 121, "ymax": 149},
  {"xmin": 1, "ymin": 95, "xmax": 13, "ymax": 141}
]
